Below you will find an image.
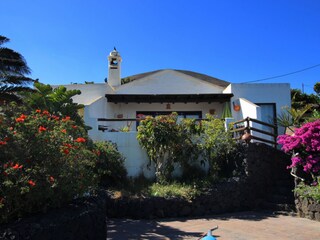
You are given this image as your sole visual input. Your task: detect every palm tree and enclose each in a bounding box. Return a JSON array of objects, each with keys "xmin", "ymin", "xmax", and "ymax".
[{"xmin": 0, "ymin": 35, "xmax": 34, "ymax": 103}]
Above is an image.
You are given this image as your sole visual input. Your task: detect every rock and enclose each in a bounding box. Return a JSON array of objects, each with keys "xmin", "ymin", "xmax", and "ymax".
[
  {"xmin": 308, "ymin": 204, "xmax": 317, "ymax": 212},
  {"xmin": 0, "ymin": 192, "xmax": 107, "ymax": 240}
]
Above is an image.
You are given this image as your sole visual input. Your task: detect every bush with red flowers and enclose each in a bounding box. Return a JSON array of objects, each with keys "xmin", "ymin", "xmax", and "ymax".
[{"xmin": 0, "ymin": 109, "xmax": 98, "ymax": 223}]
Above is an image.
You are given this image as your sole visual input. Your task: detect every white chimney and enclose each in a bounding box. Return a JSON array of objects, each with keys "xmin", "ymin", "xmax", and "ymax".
[{"xmin": 107, "ymin": 47, "xmax": 122, "ymax": 88}]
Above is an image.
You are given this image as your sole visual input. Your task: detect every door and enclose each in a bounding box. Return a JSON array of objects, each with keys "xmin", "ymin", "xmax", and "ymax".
[{"xmin": 256, "ymin": 103, "xmax": 276, "ymax": 133}]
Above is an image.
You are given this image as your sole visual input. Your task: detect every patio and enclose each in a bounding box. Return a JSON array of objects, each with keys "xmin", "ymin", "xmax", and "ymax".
[{"xmin": 107, "ymin": 211, "xmax": 320, "ymax": 240}]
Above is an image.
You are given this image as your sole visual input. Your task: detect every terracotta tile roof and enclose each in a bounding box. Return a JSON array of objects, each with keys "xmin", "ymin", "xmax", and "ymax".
[{"xmin": 122, "ymin": 69, "xmax": 230, "ymax": 88}]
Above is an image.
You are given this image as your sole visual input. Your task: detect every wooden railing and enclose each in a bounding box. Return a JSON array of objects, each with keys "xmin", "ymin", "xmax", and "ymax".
[{"xmin": 230, "ymin": 117, "xmax": 278, "ymax": 147}]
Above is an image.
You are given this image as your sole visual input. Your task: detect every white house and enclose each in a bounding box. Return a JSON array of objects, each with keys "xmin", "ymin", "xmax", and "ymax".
[{"xmin": 63, "ymin": 49, "xmax": 291, "ymax": 177}]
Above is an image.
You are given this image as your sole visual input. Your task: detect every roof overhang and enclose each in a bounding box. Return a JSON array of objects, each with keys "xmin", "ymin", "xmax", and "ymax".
[{"xmin": 105, "ymin": 93, "xmax": 233, "ymax": 103}]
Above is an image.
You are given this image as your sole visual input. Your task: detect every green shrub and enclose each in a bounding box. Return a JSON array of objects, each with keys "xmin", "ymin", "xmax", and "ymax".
[
  {"xmin": 110, "ymin": 179, "xmax": 203, "ymax": 201},
  {"xmin": 294, "ymin": 181, "xmax": 320, "ymax": 203},
  {"xmin": 93, "ymin": 141, "xmax": 127, "ymax": 186},
  {"xmin": 137, "ymin": 113, "xmax": 202, "ymax": 183},
  {"xmin": 201, "ymin": 115, "xmax": 238, "ymax": 178},
  {"xmin": 137, "ymin": 113, "xmax": 241, "ymax": 183},
  {"xmin": 0, "ymin": 109, "xmax": 97, "ymax": 223},
  {"xmin": 21, "ymin": 82, "xmax": 86, "ymax": 128},
  {"xmin": 150, "ymin": 182, "xmax": 201, "ymax": 200}
]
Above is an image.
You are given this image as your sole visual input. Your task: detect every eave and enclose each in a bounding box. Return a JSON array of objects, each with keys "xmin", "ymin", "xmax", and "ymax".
[{"xmin": 105, "ymin": 93, "xmax": 233, "ymax": 103}]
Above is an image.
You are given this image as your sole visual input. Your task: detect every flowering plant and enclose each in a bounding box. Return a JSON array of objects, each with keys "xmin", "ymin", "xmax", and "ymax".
[
  {"xmin": 93, "ymin": 141, "xmax": 127, "ymax": 186},
  {"xmin": 277, "ymin": 120, "xmax": 320, "ymax": 177},
  {"xmin": 0, "ymin": 109, "xmax": 97, "ymax": 223}
]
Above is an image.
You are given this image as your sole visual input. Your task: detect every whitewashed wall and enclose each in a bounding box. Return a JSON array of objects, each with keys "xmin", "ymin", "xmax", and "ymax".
[
  {"xmin": 239, "ymin": 98, "xmax": 261, "ymax": 120},
  {"xmin": 84, "ymin": 97, "xmax": 109, "ymax": 140},
  {"xmin": 223, "ymin": 83, "xmax": 291, "ymax": 134},
  {"xmin": 99, "ymin": 132, "xmax": 154, "ymax": 178},
  {"xmin": 62, "ymin": 83, "xmax": 114, "ymax": 104},
  {"xmin": 98, "ymin": 132, "xmax": 208, "ymax": 178},
  {"xmin": 223, "ymin": 83, "xmax": 291, "ymax": 117},
  {"xmin": 238, "ymin": 98, "xmax": 271, "ymax": 142},
  {"xmin": 115, "ymin": 70, "xmax": 225, "ymax": 94}
]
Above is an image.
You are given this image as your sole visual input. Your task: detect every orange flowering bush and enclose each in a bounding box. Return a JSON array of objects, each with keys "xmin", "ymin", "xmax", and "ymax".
[{"xmin": 0, "ymin": 109, "xmax": 98, "ymax": 223}]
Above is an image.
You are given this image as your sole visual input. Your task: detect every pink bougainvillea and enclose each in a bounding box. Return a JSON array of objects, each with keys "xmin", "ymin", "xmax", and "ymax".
[{"xmin": 278, "ymin": 120, "xmax": 320, "ymax": 174}]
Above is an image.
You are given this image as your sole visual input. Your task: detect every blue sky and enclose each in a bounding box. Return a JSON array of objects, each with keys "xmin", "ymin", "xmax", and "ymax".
[{"xmin": 1, "ymin": 0, "xmax": 320, "ymax": 93}]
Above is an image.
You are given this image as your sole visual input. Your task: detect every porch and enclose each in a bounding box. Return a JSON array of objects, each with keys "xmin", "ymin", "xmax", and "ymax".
[
  {"xmin": 86, "ymin": 94, "xmax": 280, "ymax": 178},
  {"xmin": 95, "ymin": 116, "xmax": 278, "ymax": 178},
  {"xmin": 99, "ymin": 93, "xmax": 233, "ymax": 132}
]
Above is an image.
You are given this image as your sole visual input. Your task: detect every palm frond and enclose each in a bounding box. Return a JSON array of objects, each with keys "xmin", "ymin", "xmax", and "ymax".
[
  {"xmin": 0, "ymin": 35, "xmax": 33, "ymax": 103},
  {"xmin": 0, "ymin": 36, "xmax": 10, "ymax": 46},
  {"xmin": 0, "ymin": 85, "xmax": 35, "ymax": 94},
  {"xmin": 0, "ymin": 75, "xmax": 34, "ymax": 85},
  {"xmin": 0, "ymin": 47, "xmax": 31, "ymax": 75}
]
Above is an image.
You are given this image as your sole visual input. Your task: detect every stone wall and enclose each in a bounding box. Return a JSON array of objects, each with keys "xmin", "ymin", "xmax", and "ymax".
[
  {"xmin": 295, "ymin": 196, "xmax": 320, "ymax": 221},
  {"xmin": 107, "ymin": 179, "xmax": 254, "ymax": 219},
  {"xmin": 0, "ymin": 192, "xmax": 107, "ymax": 240},
  {"xmin": 245, "ymin": 142, "xmax": 292, "ymax": 198},
  {"xmin": 107, "ymin": 142, "xmax": 293, "ymax": 219}
]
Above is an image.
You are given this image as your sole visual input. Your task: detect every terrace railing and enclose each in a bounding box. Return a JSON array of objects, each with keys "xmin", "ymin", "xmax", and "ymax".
[
  {"xmin": 97, "ymin": 116, "xmax": 279, "ymax": 147},
  {"xmin": 230, "ymin": 117, "xmax": 278, "ymax": 148}
]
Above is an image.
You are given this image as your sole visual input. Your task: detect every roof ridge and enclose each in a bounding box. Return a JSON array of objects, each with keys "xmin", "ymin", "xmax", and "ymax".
[
  {"xmin": 122, "ymin": 69, "xmax": 230, "ymax": 88},
  {"xmin": 174, "ymin": 69, "xmax": 229, "ymax": 87}
]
